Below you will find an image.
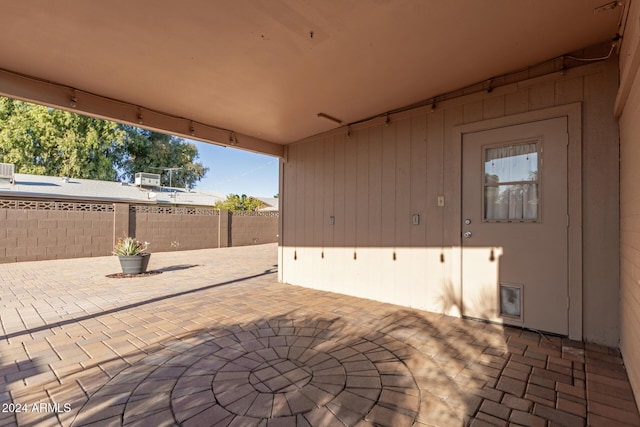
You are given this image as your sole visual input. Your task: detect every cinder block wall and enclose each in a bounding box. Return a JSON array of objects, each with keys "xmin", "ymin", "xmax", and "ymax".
[
  {"xmin": 229, "ymin": 213, "xmax": 279, "ymax": 247},
  {"xmin": 0, "ymin": 200, "xmax": 278, "ymax": 263},
  {"xmin": 0, "ymin": 200, "xmax": 113, "ymax": 262},
  {"xmin": 131, "ymin": 211, "xmax": 226, "ymax": 252}
]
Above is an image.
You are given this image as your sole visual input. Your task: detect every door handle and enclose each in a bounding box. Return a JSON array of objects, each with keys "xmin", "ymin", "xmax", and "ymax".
[{"xmin": 464, "ymin": 231, "xmax": 472, "ymax": 238}]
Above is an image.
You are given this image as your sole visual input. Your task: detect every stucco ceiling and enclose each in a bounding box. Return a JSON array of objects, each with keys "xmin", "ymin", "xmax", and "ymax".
[{"xmin": 0, "ymin": 1, "xmax": 623, "ymax": 149}]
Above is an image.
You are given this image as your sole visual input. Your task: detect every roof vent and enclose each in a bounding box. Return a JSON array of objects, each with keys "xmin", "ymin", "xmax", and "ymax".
[
  {"xmin": 0, "ymin": 163, "xmax": 15, "ymax": 184},
  {"xmin": 135, "ymin": 172, "xmax": 161, "ymax": 188}
]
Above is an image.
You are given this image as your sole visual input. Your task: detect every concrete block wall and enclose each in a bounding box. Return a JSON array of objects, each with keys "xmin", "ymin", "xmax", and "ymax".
[
  {"xmin": 131, "ymin": 212, "xmax": 227, "ymax": 252},
  {"xmin": 0, "ymin": 199, "xmax": 278, "ymax": 263},
  {"xmin": 229, "ymin": 213, "xmax": 279, "ymax": 247},
  {"xmin": 0, "ymin": 204, "xmax": 113, "ymax": 263}
]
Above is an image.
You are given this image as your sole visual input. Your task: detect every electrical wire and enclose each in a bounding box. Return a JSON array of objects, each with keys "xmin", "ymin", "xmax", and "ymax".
[
  {"xmin": 344, "ymin": 39, "xmax": 620, "ymax": 129},
  {"xmin": 564, "ymin": 42, "xmax": 617, "ymax": 62}
]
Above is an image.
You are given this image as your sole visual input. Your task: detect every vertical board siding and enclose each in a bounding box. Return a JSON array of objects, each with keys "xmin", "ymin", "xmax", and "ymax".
[
  {"xmin": 528, "ymin": 82, "xmax": 555, "ymax": 110},
  {"xmin": 334, "ymin": 135, "xmax": 346, "ymax": 247},
  {"xmin": 304, "ymin": 142, "xmax": 315, "ymax": 249},
  {"xmin": 323, "ymin": 137, "xmax": 335, "ymax": 249},
  {"xmin": 313, "ymin": 140, "xmax": 324, "ymax": 248},
  {"xmin": 425, "ymin": 110, "xmax": 445, "ymax": 247},
  {"xmin": 409, "ymin": 115, "xmax": 427, "ymax": 247},
  {"xmin": 505, "ymin": 90, "xmax": 529, "ymax": 115},
  {"xmin": 356, "ymin": 129, "xmax": 369, "ymax": 249},
  {"xmin": 380, "ymin": 125, "xmax": 396, "ymax": 248},
  {"xmin": 620, "ymin": 48, "xmax": 640, "ymax": 410},
  {"xmin": 344, "ymin": 133, "xmax": 357, "ymax": 250},
  {"xmin": 581, "ymin": 60, "xmax": 620, "ymax": 345},
  {"xmin": 281, "ymin": 60, "xmax": 620, "ymax": 343},
  {"xmin": 483, "ymin": 95, "xmax": 505, "ymax": 120},
  {"xmin": 368, "ymin": 128, "xmax": 383, "ymax": 248},
  {"xmin": 395, "ymin": 118, "xmax": 412, "ymax": 247},
  {"xmin": 555, "ymin": 77, "xmax": 584, "ymax": 105}
]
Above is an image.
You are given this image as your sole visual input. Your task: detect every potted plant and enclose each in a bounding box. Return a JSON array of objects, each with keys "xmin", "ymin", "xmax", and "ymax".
[{"xmin": 113, "ymin": 236, "xmax": 151, "ymax": 274}]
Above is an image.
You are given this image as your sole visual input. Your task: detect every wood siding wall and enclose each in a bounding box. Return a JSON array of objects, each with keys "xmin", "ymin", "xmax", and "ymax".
[
  {"xmin": 281, "ymin": 59, "xmax": 620, "ymax": 346},
  {"xmin": 619, "ymin": 0, "xmax": 640, "ymax": 410}
]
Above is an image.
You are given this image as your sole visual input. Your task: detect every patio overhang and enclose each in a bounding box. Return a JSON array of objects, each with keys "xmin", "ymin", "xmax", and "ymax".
[{"xmin": 0, "ymin": 1, "xmax": 623, "ymax": 156}]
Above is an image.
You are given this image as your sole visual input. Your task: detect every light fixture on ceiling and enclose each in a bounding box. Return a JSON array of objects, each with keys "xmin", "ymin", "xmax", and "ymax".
[
  {"xmin": 229, "ymin": 132, "xmax": 237, "ymax": 145},
  {"xmin": 189, "ymin": 122, "xmax": 196, "ymax": 136},
  {"xmin": 70, "ymin": 90, "xmax": 77, "ymax": 108},
  {"xmin": 317, "ymin": 112, "xmax": 343, "ymax": 125},
  {"xmin": 137, "ymin": 110, "xmax": 144, "ymax": 124}
]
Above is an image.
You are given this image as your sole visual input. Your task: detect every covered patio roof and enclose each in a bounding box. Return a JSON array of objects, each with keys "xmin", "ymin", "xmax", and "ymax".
[{"xmin": 0, "ymin": 1, "xmax": 623, "ymax": 156}]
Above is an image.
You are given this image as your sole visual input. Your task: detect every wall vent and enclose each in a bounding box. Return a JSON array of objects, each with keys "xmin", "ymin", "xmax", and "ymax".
[{"xmin": 0, "ymin": 163, "xmax": 15, "ymax": 184}]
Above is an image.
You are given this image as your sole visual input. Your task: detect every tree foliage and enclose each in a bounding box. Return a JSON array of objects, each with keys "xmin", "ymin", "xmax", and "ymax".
[
  {"xmin": 0, "ymin": 97, "xmax": 209, "ymax": 188},
  {"xmin": 0, "ymin": 97, "xmax": 125, "ymax": 180},
  {"xmin": 117, "ymin": 126, "xmax": 208, "ymax": 189},
  {"xmin": 214, "ymin": 194, "xmax": 264, "ymax": 211}
]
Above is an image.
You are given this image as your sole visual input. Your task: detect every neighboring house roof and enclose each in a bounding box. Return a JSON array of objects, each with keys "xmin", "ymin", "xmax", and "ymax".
[
  {"xmin": 255, "ymin": 197, "xmax": 279, "ymax": 212},
  {"xmin": 0, "ymin": 173, "xmax": 226, "ymax": 206}
]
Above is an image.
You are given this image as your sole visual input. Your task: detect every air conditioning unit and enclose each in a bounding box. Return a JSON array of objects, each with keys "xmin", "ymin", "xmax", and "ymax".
[
  {"xmin": 0, "ymin": 163, "xmax": 15, "ymax": 184},
  {"xmin": 135, "ymin": 172, "xmax": 161, "ymax": 187}
]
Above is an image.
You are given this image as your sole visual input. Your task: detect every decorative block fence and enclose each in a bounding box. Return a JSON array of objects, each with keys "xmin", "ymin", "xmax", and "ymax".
[{"xmin": 0, "ymin": 198, "xmax": 278, "ymax": 263}]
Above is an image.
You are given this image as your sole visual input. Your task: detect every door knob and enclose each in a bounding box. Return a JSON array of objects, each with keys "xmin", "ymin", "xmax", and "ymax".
[
  {"xmin": 464, "ymin": 218, "xmax": 471, "ymax": 225},
  {"xmin": 464, "ymin": 231, "xmax": 472, "ymax": 238}
]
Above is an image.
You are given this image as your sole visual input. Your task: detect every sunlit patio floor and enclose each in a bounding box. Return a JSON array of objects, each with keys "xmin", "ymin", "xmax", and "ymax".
[{"xmin": 1, "ymin": 243, "xmax": 639, "ymax": 426}]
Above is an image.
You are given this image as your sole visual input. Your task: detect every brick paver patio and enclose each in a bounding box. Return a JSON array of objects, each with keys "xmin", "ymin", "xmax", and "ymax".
[{"xmin": 1, "ymin": 243, "xmax": 639, "ymax": 426}]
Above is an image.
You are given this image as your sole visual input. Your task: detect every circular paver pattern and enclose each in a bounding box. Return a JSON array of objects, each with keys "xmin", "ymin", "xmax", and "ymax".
[
  {"xmin": 247, "ymin": 358, "xmax": 314, "ymax": 393},
  {"xmin": 72, "ymin": 319, "xmax": 421, "ymax": 426}
]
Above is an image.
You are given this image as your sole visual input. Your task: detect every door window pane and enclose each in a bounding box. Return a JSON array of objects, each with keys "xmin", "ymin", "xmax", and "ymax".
[{"xmin": 484, "ymin": 142, "xmax": 539, "ymax": 221}]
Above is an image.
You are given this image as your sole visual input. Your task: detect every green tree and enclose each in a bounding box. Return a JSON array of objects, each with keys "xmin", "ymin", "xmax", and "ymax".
[
  {"xmin": 0, "ymin": 97, "xmax": 209, "ymax": 188},
  {"xmin": 214, "ymin": 194, "xmax": 264, "ymax": 211},
  {"xmin": 0, "ymin": 97, "xmax": 125, "ymax": 180},
  {"xmin": 116, "ymin": 126, "xmax": 208, "ymax": 189}
]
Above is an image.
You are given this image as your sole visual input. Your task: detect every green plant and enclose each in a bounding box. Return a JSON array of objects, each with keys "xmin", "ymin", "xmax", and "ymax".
[{"xmin": 112, "ymin": 237, "xmax": 149, "ymax": 256}]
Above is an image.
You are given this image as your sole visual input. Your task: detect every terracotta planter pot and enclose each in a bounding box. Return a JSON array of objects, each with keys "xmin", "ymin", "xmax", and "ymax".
[{"xmin": 118, "ymin": 254, "xmax": 151, "ymax": 274}]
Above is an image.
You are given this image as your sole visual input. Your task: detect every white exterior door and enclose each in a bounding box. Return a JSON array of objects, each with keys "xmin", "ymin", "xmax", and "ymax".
[{"xmin": 461, "ymin": 118, "xmax": 568, "ymax": 335}]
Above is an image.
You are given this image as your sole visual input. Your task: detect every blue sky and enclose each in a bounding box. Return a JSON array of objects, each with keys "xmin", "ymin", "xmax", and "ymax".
[{"xmin": 189, "ymin": 140, "xmax": 279, "ymax": 198}]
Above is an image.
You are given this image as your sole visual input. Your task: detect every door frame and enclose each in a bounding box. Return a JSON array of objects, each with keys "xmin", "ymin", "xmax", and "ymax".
[{"xmin": 451, "ymin": 103, "xmax": 582, "ymax": 340}]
